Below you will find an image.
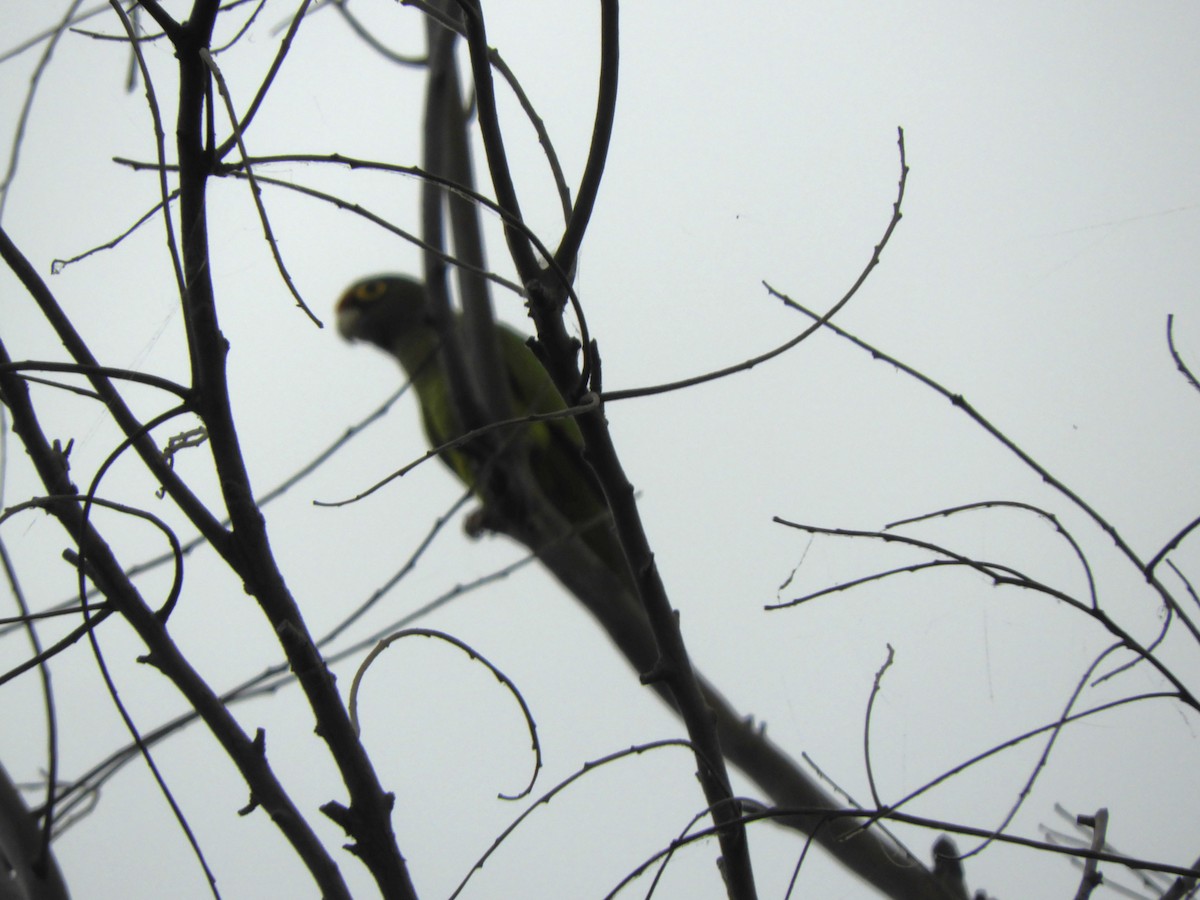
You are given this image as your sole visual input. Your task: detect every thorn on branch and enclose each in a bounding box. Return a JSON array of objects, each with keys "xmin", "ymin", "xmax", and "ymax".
[
  {"xmin": 640, "ymin": 656, "xmax": 677, "ymax": 686},
  {"xmin": 320, "ymin": 800, "xmax": 353, "ymax": 832}
]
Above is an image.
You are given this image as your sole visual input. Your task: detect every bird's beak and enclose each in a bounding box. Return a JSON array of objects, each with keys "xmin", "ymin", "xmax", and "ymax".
[{"xmin": 334, "ymin": 297, "xmax": 360, "ymax": 342}]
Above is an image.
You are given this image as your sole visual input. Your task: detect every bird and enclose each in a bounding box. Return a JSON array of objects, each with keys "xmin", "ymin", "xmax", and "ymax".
[{"xmin": 335, "ymin": 274, "xmax": 627, "ymax": 579}]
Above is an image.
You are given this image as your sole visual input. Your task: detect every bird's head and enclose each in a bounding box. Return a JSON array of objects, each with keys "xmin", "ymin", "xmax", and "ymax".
[{"xmin": 335, "ymin": 275, "xmax": 433, "ymax": 351}]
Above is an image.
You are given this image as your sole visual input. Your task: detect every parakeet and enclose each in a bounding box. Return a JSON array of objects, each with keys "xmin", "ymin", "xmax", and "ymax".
[{"xmin": 335, "ymin": 275, "xmax": 626, "ymax": 578}]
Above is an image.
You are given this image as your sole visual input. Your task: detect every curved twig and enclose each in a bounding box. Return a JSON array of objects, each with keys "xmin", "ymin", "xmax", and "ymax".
[
  {"xmin": 448, "ymin": 739, "xmax": 699, "ymax": 900},
  {"xmin": 887, "ymin": 500, "xmax": 1099, "ymax": 609},
  {"xmin": 863, "ymin": 644, "xmax": 895, "ymax": 811},
  {"xmin": 773, "ymin": 516, "xmax": 1198, "ymax": 708},
  {"xmin": 778, "ymin": 300, "xmax": 1200, "ymax": 667},
  {"xmin": 1166, "ymin": 314, "xmax": 1199, "ymax": 395},
  {"xmin": 602, "ymin": 128, "xmax": 908, "ymax": 403},
  {"xmin": 347, "ymin": 627, "xmax": 541, "ymax": 800}
]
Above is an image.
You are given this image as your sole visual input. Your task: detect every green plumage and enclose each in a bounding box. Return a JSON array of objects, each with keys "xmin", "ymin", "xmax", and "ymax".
[{"xmin": 336, "ymin": 275, "xmax": 624, "ymax": 577}]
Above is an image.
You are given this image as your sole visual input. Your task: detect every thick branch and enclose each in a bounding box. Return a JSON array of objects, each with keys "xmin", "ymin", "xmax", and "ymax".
[
  {"xmin": 166, "ymin": 14, "xmax": 415, "ymax": 896},
  {"xmin": 0, "ymin": 338, "xmax": 351, "ymax": 899}
]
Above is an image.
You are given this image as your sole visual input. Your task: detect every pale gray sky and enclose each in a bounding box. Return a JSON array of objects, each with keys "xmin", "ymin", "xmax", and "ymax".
[{"xmin": 1, "ymin": 3, "xmax": 1198, "ymax": 898}]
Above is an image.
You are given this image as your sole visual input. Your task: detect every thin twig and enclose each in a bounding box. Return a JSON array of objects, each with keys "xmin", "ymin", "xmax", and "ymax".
[
  {"xmin": 199, "ymin": 47, "xmax": 320, "ymax": 325},
  {"xmin": 602, "ymin": 128, "xmax": 909, "ymax": 403},
  {"xmin": 777, "ymin": 302, "xmax": 1200, "ymax": 684}
]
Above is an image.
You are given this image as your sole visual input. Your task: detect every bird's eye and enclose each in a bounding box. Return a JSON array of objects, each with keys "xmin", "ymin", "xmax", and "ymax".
[{"xmin": 354, "ymin": 280, "xmax": 388, "ymax": 302}]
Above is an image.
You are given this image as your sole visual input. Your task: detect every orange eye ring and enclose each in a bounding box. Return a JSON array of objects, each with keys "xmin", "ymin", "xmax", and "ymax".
[{"xmin": 353, "ymin": 280, "xmax": 388, "ymax": 302}]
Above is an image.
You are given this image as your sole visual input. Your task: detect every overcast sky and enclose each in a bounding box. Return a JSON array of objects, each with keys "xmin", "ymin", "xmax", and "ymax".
[{"xmin": 2, "ymin": 3, "xmax": 1199, "ymax": 898}]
